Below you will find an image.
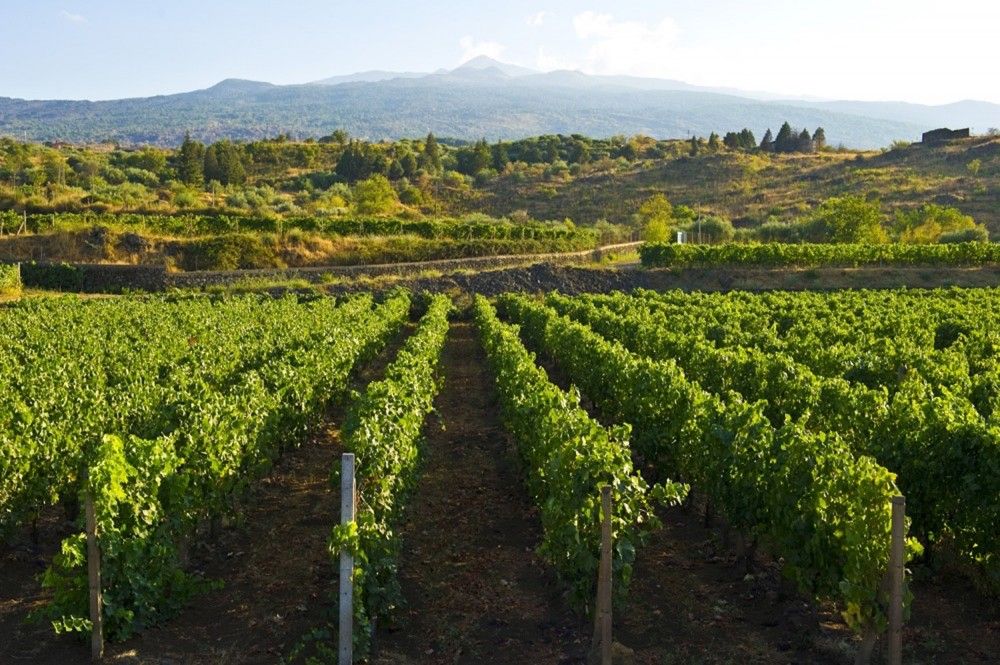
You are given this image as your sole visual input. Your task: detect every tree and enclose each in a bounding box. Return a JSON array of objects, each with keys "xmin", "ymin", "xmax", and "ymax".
[
  {"xmin": 774, "ymin": 122, "xmax": 796, "ymax": 153},
  {"xmin": 708, "ymin": 132, "xmax": 721, "ymax": 151},
  {"xmin": 177, "ymin": 132, "xmax": 205, "ymax": 186},
  {"xmin": 812, "ymin": 127, "xmax": 827, "ymax": 150},
  {"xmin": 643, "ymin": 216, "xmax": 670, "ymax": 242},
  {"xmin": 492, "ymin": 141, "xmax": 510, "ymax": 171},
  {"xmin": 760, "ymin": 129, "xmax": 775, "ymax": 152},
  {"xmin": 689, "ymin": 135, "xmax": 700, "ymax": 156},
  {"xmin": 723, "ymin": 132, "xmax": 741, "ymax": 149},
  {"xmin": 421, "ymin": 133, "xmax": 442, "ymax": 173},
  {"xmin": 635, "ymin": 193, "xmax": 674, "ymax": 240},
  {"xmin": 399, "ymin": 151, "xmax": 419, "ymax": 178},
  {"xmin": 352, "ymin": 174, "xmax": 398, "ymax": 214},
  {"xmin": 804, "ymin": 195, "xmax": 887, "ymax": 243},
  {"xmin": 797, "ymin": 129, "xmax": 814, "ymax": 153},
  {"xmin": 204, "ymin": 141, "xmax": 246, "ymax": 186}
]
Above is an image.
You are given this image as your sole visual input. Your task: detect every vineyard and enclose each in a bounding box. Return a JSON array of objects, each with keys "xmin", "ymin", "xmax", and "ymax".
[
  {"xmin": 1, "ymin": 287, "xmax": 998, "ymax": 663},
  {"xmin": 640, "ymin": 241, "xmax": 1000, "ymax": 268}
]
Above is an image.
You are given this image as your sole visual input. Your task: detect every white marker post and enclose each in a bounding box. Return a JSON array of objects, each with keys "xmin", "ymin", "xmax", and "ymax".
[{"xmin": 339, "ymin": 453, "xmax": 356, "ymax": 665}]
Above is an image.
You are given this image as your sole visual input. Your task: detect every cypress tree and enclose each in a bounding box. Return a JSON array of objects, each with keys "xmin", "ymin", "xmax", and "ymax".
[
  {"xmin": 813, "ymin": 127, "xmax": 827, "ymax": 150},
  {"xmin": 178, "ymin": 132, "xmax": 205, "ymax": 186},
  {"xmin": 798, "ymin": 128, "xmax": 814, "ymax": 153},
  {"xmin": 421, "ymin": 133, "xmax": 442, "ymax": 173},
  {"xmin": 760, "ymin": 128, "xmax": 775, "ymax": 152},
  {"xmin": 774, "ymin": 122, "xmax": 795, "ymax": 153}
]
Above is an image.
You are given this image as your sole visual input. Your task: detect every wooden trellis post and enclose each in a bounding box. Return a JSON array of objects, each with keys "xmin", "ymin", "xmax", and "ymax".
[
  {"xmin": 84, "ymin": 484, "xmax": 104, "ymax": 661},
  {"xmin": 591, "ymin": 485, "xmax": 613, "ymax": 665},
  {"xmin": 887, "ymin": 496, "xmax": 906, "ymax": 665}
]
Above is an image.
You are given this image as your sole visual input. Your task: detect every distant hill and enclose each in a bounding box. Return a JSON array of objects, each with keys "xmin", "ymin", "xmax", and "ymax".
[{"xmin": 1, "ymin": 57, "xmax": 997, "ymax": 148}]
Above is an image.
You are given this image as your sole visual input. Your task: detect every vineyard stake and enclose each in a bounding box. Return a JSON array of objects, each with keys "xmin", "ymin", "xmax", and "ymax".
[
  {"xmin": 84, "ymin": 485, "xmax": 104, "ymax": 661},
  {"xmin": 591, "ymin": 485, "xmax": 613, "ymax": 665},
  {"xmin": 339, "ymin": 453, "xmax": 356, "ymax": 665},
  {"xmin": 888, "ymin": 496, "xmax": 906, "ymax": 665}
]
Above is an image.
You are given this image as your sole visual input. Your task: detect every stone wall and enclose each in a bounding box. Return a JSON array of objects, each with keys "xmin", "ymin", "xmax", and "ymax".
[
  {"xmin": 7, "ymin": 242, "xmax": 642, "ymax": 293},
  {"xmin": 166, "ymin": 242, "xmax": 643, "ymax": 290}
]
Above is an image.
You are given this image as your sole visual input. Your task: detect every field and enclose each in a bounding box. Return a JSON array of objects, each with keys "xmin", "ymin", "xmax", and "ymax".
[{"xmin": 1, "ymin": 286, "xmax": 998, "ymax": 664}]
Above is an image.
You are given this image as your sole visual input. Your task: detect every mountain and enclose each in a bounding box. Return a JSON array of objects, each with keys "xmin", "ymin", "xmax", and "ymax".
[
  {"xmin": 1, "ymin": 58, "xmax": 997, "ymax": 148},
  {"xmin": 309, "ymin": 70, "xmax": 425, "ymax": 86},
  {"xmin": 454, "ymin": 55, "xmax": 538, "ymax": 78}
]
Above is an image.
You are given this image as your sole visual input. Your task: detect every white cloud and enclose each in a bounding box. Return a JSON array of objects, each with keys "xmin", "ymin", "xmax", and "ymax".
[
  {"xmin": 59, "ymin": 10, "xmax": 87, "ymax": 24},
  {"xmin": 526, "ymin": 11, "xmax": 552, "ymax": 27},
  {"xmin": 458, "ymin": 36, "xmax": 506, "ymax": 62},
  {"xmin": 571, "ymin": 11, "xmax": 681, "ymax": 78}
]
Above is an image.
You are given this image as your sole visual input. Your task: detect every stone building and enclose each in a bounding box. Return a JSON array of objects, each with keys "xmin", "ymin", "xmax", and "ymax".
[{"xmin": 921, "ymin": 128, "xmax": 971, "ymax": 144}]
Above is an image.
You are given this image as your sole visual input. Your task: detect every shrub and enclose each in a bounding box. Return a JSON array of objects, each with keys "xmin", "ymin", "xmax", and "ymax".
[
  {"xmin": 0, "ymin": 263, "xmax": 22, "ymax": 296},
  {"xmin": 940, "ymin": 227, "xmax": 989, "ymax": 243},
  {"xmin": 187, "ymin": 234, "xmax": 283, "ymax": 271}
]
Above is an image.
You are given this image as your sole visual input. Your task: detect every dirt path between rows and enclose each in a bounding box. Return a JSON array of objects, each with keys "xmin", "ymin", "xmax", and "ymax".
[{"xmin": 372, "ymin": 322, "xmax": 587, "ymax": 665}]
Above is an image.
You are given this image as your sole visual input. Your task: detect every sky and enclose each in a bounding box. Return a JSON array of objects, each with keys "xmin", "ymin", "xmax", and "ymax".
[{"xmin": 1, "ymin": 0, "xmax": 998, "ymax": 104}]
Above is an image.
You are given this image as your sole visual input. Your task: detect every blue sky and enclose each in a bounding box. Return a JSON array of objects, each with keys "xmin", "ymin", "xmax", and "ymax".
[{"xmin": 2, "ymin": 1, "xmax": 998, "ymax": 104}]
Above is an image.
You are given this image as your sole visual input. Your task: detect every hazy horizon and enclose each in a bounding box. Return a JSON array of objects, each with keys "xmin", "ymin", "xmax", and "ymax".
[{"xmin": 2, "ymin": 0, "xmax": 998, "ymax": 105}]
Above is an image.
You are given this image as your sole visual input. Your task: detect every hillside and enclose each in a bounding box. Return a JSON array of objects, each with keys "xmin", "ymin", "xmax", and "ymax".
[
  {"xmin": 468, "ymin": 136, "xmax": 1000, "ymax": 232},
  {"xmin": 3, "ymin": 58, "xmax": 997, "ymax": 148}
]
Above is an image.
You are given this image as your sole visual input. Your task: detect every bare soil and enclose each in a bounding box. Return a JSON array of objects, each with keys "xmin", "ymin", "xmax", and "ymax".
[{"xmin": 372, "ymin": 322, "xmax": 588, "ymax": 665}]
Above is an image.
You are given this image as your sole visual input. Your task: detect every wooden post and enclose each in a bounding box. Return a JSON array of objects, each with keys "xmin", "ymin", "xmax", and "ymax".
[
  {"xmin": 887, "ymin": 496, "xmax": 906, "ymax": 665},
  {"xmin": 591, "ymin": 486, "xmax": 613, "ymax": 665},
  {"xmin": 85, "ymin": 489, "xmax": 104, "ymax": 661},
  {"xmin": 339, "ymin": 453, "xmax": 356, "ymax": 665}
]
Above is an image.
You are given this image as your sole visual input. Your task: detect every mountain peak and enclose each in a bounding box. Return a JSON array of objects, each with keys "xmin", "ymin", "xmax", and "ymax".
[
  {"xmin": 454, "ymin": 56, "xmax": 536, "ymax": 78},
  {"xmin": 206, "ymin": 78, "xmax": 275, "ymax": 93}
]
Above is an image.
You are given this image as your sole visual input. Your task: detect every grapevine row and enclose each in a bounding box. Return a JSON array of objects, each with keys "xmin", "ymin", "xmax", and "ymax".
[
  {"xmin": 640, "ymin": 241, "xmax": 1000, "ymax": 268},
  {"xmin": 497, "ymin": 293, "xmax": 914, "ymax": 637},
  {"xmin": 553, "ymin": 291, "xmax": 999, "ymax": 590},
  {"xmin": 474, "ymin": 296, "xmax": 687, "ymax": 609},
  {"xmin": 331, "ymin": 294, "xmax": 452, "ymax": 656}
]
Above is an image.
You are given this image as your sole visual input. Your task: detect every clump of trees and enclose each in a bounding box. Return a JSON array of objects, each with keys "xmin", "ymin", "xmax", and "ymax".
[
  {"xmin": 753, "ymin": 197, "xmax": 988, "ymax": 244},
  {"xmin": 633, "ymin": 193, "xmax": 734, "ymax": 243},
  {"xmin": 759, "ymin": 122, "xmax": 825, "ymax": 153}
]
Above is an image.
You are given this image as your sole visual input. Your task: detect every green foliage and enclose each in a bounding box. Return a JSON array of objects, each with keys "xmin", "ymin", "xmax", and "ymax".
[
  {"xmin": 333, "ymin": 294, "xmax": 452, "ymax": 656},
  {"xmin": 474, "ymin": 296, "xmax": 686, "ymax": 609},
  {"xmin": 682, "ymin": 215, "xmax": 735, "ymax": 244},
  {"xmin": 0, "ymin": 263, "xmax": 21, "ymax": 296},
  {"xmin": 802, "ymin": 196, "xmax": 887, "ymax": 243},
  {"xmin": 940, "ymin": 226, "xmax": 989, "ymax": 243},
  {"xmin": 893, "ymin": 204, "xmax": 981, "ymax": 243},
  {"xmin": 176, "ymin": 133, "xmax": 205, "ymax": 186},
  {"xmin": 498, "ymin": 293, "xmax": 918, "ymax": 634},
  {"xmin": 352, "ymin": 175, "xmax": 399, "ymax": 215},
  {"xmin": 551, "ymin": 288, "xmax": 1000, "ymax": 594},
  {"xmin": 640, "ymin": 241, "xmax": 1000, "ymax": 268},
  {"xmin": 2, "ymin": 292, "xmax": 411, "ymax": 640},
  {"xmin": 635, "ymin": 193, "xmax": 674, "ymax": 241},
  {"xmin": 188, "ymin": 234, "xmax": 282, "ymax": 271},
  {"xmin": 18, "ymin": 262, "xmax": 82, "ymax": 290}
]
